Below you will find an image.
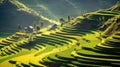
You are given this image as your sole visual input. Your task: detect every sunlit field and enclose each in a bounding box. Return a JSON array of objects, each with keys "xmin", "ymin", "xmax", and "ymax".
[{"xmin": 0, "ymin": 0, "xmax": 120, "ymax": 67}]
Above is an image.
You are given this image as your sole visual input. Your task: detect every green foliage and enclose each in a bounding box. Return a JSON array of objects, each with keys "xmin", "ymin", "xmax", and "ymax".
[
  {"xmin": 59, "ymin": 18, "xmax": 65, "ymax": 22},
  {"xmin": 40, "ymin": 21, "xmax": 44, "ymax": 28},
  {"xmin": 68, "ymin": 16, "xmax": 71, "ymax": 22}
]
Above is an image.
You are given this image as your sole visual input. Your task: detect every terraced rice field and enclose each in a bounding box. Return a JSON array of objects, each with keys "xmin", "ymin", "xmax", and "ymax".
[{"xmin": 0, "ymin": 22, "xmax": 120, "ymax": 67}]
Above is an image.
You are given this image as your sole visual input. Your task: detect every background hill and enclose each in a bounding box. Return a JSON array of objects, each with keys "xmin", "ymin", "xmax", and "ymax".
[
  {"xmin": 0, "ymin": 0, "xmax": 40, "ymax": 32},
  {"xmin": 19, "ymin": 0, "xmax": 120, "ymax": 20},
  {"xmin": 0, "ymin": 0, "xmax": 57, "ymax": 33},
  {"xmin": 0, "ymin": 0, "xmax": 119, "ymax": 33}
]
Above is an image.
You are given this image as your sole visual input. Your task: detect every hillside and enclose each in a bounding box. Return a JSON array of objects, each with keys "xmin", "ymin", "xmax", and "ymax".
[
  {"xmin": 73, "ymin": 1, "xmax": 120, "ymax": 33},
  {"xmin": 0, "ymin": 1, "xmax": 120, "ymax": 67},
  {"xmin": 0, "ymin": 0, "xmax": 40, "ymax": 32},
  {"xmin": 102, "ymin": 15, "xmax": 120, "ymax": 37},
  {"xmin": 107, "ymin": 1, "xmax": 120, "ymax": 11},
  {"xmin": 0, "ymin": 0, "xmax": 59, "ymax": 32}
]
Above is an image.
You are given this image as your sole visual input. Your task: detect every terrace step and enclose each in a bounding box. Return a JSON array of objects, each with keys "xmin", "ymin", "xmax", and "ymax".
[
  {"xmin": 71, "ymin": 51, "xmax": 120, "ymax": 66},
  {"xmin": 29, "ymin": 62, "xmax": 44, "ymax": 67}
]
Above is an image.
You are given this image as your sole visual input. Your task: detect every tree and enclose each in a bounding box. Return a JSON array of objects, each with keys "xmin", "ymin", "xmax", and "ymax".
[
  {"xmin": 59, "ymin": 18, "xmax": 65, "ymax": 22},
  {"xmin": 40, "ymin": 22, "xmax": 43, "ymax": 28},
  {"xmin": 36, "ymin": 25, "xmax": 40, "ymax": 33},
  {"xmin": 17, "ymin": 24, "xmax": 22, "ymax": 32},
  {"xmin": 33, "ymin": 21, "xmax": 37, "ymax": 30},
  {"xmin": 68, "ymin": 16, "xmax": 71, "ymax": 22},
  {"xmin": 98, "ymin": 16, "xmax": 105, "ymax": 29}
]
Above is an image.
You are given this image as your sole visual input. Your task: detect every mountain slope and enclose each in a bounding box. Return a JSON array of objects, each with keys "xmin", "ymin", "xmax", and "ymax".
[
  {"xmin": 107, "ymin": 1, "xmax": 120, "ymax": 11},
  {"xmin": 72, "ymin": 2, "xmax": 120, "ymax": 31},
  {"xmin": 0, "ymin": 0, "xmax": 40, "ymax": 32},
  {"xmin": 0, "ymin": 0, "xmax": 60, "ymax": 32},
  {"xmin": 0, "ymin": 1, "xmax": 120, "ymax": 67},
  {"xmin": 102, "ymin": 15, "xmax": 120, "ymax": 37}
]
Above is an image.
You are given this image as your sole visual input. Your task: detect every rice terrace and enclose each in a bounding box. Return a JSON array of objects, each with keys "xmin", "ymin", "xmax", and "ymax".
[{"xmin": 0, "ymin": 0, "xmax": 120, "ymax": 67}]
